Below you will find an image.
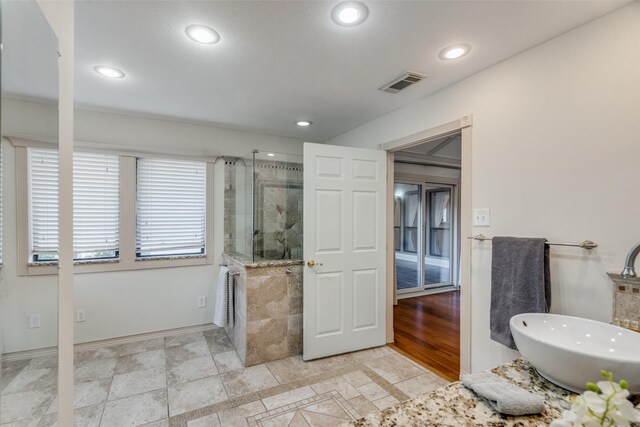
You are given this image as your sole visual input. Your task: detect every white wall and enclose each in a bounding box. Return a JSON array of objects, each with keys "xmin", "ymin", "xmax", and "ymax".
[
  {"xmin": 328, "ymin": 3, "xmax": 640, "ymax": 372},
  {"xmin": 1, "ymin": 98, "xmax": 303, "ymax": 352}
]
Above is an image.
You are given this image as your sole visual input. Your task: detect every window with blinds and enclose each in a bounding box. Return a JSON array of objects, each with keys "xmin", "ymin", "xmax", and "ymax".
[
  {"xmin": 73, "ymin": 152, "xmax": 120, "ymax": 259},
  {"xmin": 29, "ymin": 148, "xmax": 120, "ymax": 262},
  {"xmin": 29, "ymin": 148, "xmax": 59, "ymax": 261},
  {"xmin": 136, "ymin": 157, "xmax": 206, "ymax": 257}
]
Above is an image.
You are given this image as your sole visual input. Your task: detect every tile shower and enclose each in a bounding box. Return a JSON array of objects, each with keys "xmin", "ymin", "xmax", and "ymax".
[{"xmin": 223, "ymin": 150, "xmax": 305, "ymax": 366}]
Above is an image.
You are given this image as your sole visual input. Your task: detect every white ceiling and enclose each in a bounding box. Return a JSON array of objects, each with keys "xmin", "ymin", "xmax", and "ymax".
[{"xmin": 6, "ymin": 1, "xmax": 633, "ymax": 142}]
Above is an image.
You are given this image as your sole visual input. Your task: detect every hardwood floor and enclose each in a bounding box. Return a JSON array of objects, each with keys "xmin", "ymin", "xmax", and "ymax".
[{"xmin": 390, "ymin": 290, "xmax": 460, "ymax": 382}]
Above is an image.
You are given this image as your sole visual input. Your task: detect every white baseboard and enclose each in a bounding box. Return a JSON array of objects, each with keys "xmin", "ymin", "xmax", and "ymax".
[{"xmin": 2, "ymin": 323, "xmax": 216, "ymax": 363}]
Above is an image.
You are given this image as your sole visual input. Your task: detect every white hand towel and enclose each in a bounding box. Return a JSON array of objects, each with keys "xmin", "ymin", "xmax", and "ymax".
[{"xmin": 213, "ymin": 266, "xmax": 234, "ymax": 327}]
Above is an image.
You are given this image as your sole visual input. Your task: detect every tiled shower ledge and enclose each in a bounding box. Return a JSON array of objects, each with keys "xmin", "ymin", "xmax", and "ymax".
[{"xmin": 223, "ymin": 252, "xmax": 304, "ymax": 268}]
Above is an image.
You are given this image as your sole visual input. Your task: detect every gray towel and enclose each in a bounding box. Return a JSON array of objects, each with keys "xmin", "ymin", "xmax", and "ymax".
[
  {"xmin": 490, "ymin": 237, "xmax": 550, "ymax": 350},
  {"xmin": 461, "ymin": 372, "xmax": 545, "ymax": 416}
]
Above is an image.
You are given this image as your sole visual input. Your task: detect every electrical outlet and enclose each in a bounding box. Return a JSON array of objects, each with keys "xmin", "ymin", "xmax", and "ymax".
[
  {"xmin": 76, "ymin": 309, "xmax": 86, "ymax": 322},
  {"xmin": 29, "ymin": 314, "xmax": 41, "ymax": 329},
  {"xmin": 197, "ymin": 296, "xmax": 206, "ymax": 308},
  {"xmin": 473, "ymin": 208, "xmax": 491, "ymax": 227}
]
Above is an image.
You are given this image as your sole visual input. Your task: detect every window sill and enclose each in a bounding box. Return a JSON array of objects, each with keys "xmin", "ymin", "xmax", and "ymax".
[
  {"xmin": 21, "ymin": 255, "xmax": 211, "ymax": 276},
  {"xmin": 135, "ymin": 254, "xmax": 206, "ymax": 262}
]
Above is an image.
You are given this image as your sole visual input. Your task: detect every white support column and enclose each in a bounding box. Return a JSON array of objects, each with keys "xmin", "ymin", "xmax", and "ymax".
[{"xmin": 36, "ymin": 1, "xmax": 75, "ymax": 425}]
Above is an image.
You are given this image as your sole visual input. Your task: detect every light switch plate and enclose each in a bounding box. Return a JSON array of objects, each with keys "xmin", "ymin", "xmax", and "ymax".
[
  {"xmin": 29, "ymin": 314, "xmax": 41, "ymax": 329},
  {"xmin": 473, "ymin": 208, "xmax": 491, "ymax": 227},
  {"xmin": 197, "ymin": 296, "xmax": 206, "ymax": 308}
]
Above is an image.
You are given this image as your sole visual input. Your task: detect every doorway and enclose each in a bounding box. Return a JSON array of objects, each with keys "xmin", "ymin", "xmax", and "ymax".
[
  {"xmin": 394, "ymin": 182, "xmax": 458, "ymax": 293},
  {"xmin": 384, "ymin": 121, "xmax": 470, "ymax": 380}
]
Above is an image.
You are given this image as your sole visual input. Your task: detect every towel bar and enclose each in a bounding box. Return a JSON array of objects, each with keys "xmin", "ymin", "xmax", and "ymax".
[{"xmin": 467, "ymin": 234, "xmax": 597, "ymax": 249}]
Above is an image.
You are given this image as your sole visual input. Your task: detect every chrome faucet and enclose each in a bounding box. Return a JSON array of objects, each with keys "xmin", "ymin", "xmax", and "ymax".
[{"xmin": 622, "ymin": 242, "xmax": 640, "ymax": 278}]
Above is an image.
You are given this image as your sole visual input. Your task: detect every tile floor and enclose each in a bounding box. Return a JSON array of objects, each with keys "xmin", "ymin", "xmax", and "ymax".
[{"xmin": 0, "ymin": 328, "xmax": 448, "ymax": 427}]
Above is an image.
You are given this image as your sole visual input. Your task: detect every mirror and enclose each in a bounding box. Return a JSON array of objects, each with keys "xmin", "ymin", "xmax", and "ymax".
[{"xmin": 0, "ymin": 0, "xmax": 59, "ymax": 423}]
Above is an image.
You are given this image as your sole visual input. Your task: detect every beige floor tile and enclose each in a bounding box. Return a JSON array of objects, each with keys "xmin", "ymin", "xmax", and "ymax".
[
  {"xmin": 46, "ymin": 378, "xmax": 111, "ymax": 414},
  {"xmin": 362, "ymin": 353, "xmax": 425, "ymax": 384},
  {"xmin": 348, "ymin": 395, "xmax": 378, "ymax": 418},
  {"xmin": 0, "ymin": 389, "xmax": 56, "ymax": 424},
  {"xmin": 1, "ymin": 416, "xmax": 42, "ymax": 427},
  {"xmin": 100, "ymin": 389, "xmax": 168, "ymax": 427},
  {"xmin": 119, "ymin": 338, "xmax": 165, "ymax": 357},
  {"xmin": 213, "ymin": 351, "xmax": 244, "ymax": 374},
  {"xmin": 165, "ymin": 341, "xmax": 211, "ymax": 366},
  {"xmin": 115, "ymin": 349, "xmax": 166, "ymax": 375},
  {"xmin": 394, "ymin": 373, "xmax": 446, "ymax": 398},
  {"xmin": 311, "ymin": 377, "xmax": 360, "ymax": 400},
  {"xmin": 371, "ymin": 395, "xmax": 399, "ymax": 411},
  {"xmin": 204, "ymin": 331, "xmax": 234, "ymax": 355},
  {"xmin": 24, "ymin": 356, "xmax": 58, "ymax": 371},
  {"xmin": 220, "ymin": 364, "xmax": 279, "ymax": 399},
  {"xmin": 164, "ymin": 332, "xmax": 205, "ymax": 348},
  {"xmin": 140, "ymin": 419, "xmax": 169, "ymax": 427},
  {"xmin": 218, "ymin": 400, "xmax": 266, "ymax": 427},
  {"xmin": 262, "ymin": 386, "xmax": 316, "ymax": 410},
  {"xmin": 168, "ymin": 375, "xmax": 227, "ymax": 416},
  {"xmin": 350, "ymin": 346, "xmax": 395, "ymax": 362},
  {"xmin": 108, "ymin": 367, "xmax": 166, "ymax": 400},
  {"xmin": 74, "ymin": 346, "xmax": 120, "ymax": 364},
  {"xmin": 186, "ymin": 413, "xmax": 221, "ymax": 427},
  {"xmin": 37, "ymin": 403, "xmax": 104, "ymax": 427},
  {"xmin": 0, "ymin": 360, "xmax": 29, "ymax": 391},
  {"xmin": 167, "ymin": 356, "xmax": 218, "ymax": 386},
  {"xmin": 1, "ymin": 368, "xmax": 57, "ymax": 395},
  {"xmin": 341, "ymin": 371, "xmax": 373, "ymax": 389},
  {"xmin": 355, "ymin": 382, "xmax": 388, "ymax": 402},
  {"xmin": 74, "ymin": 358, "xmax": 117, "ymax": 383},
  {"xmin": 264, "ymin": 356, "xmax": 324, "ymax": 384}
]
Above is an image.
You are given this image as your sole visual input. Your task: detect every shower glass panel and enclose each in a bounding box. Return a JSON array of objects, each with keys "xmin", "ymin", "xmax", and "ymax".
[
  {"xmin": 1, "ymin": 0, "xmax": 60, "ymax": 422},
  {"xmin": 238, "ymin": 150, "xmax": 303, "ymax": 262},
  {"xmin": 425, "ymin": 188, "xmax": 452, "ymax": 286},
  {"xmin": 394, "ymin": 183, "xmax": 422, "ymax": 290}
]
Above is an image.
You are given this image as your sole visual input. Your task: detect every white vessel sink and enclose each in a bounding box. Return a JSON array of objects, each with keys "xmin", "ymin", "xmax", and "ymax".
[{"xmin": 510, "ymin": 313, "xmax": 640, "ymax": 393}]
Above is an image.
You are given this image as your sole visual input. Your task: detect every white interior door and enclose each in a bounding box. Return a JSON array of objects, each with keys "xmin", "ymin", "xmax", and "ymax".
[{"xmin": 303, "ymin": 142, "xmax": 387, "ymax": 360}]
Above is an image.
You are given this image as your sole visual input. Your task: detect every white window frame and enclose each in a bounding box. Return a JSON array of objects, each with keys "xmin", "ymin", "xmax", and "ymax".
[{"xmin": 14, "ymin": 139, "xmax": 215, "ymax": 276}]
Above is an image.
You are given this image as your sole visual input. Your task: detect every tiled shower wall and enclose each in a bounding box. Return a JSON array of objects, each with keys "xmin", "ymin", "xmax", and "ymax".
[
  {"xmin": 222, "ymin": 254, "xmax": 303, "ymax": 366},
  {"xmin": 224, "ymin": 159, "xmax": 303, "ymax": 256}
]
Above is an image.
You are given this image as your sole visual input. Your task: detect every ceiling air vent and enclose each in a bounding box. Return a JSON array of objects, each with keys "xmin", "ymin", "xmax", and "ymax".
[{"xmin": 379, "ymin": 71, "xmax": 426, "ymax": 94}]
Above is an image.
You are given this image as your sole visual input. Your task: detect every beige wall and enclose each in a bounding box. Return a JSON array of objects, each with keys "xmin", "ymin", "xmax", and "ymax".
[
  {"xmin": 328, "ymin": 3, "xmax": 640, "ymax": 372},
  {"xmin": 1, "ymin": 98, "xmax": 304, "ymax": 353}
]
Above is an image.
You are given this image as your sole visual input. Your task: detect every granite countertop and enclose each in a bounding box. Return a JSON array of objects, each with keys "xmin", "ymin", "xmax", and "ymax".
[
  {"xmin": 352, "ymin": 358, "xmax": 639, "ymax": 427},
  {"xmin": 223, "ymin": 252, "xmax": 304, "ymax": 268}
]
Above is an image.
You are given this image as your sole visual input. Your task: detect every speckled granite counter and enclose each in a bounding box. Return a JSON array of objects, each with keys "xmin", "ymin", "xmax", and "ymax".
[
  {"xmin": 352, "ymin": 358, "xmax": 639, "ymax": 427},
  {"xmin": 223, "ymin": 251, "xmax": 304, "ymax": 268}
]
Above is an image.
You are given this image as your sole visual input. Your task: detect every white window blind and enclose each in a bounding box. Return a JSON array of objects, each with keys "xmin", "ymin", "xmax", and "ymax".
[
  {"xmin": 73, "ymin": 152, "xmax": 120, "ymax": 259},
  {"xmin": 136, "ymin": 157, "xmax": 206, "ymax": 257},
  {"xmin": 29, "ymin": 148, "xmax": 59, "ymax": 261}
]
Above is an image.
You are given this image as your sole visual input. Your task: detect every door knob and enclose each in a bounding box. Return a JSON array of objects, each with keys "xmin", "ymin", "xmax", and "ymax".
[{"xmin": 307, "ymin": 260, "xmax": 324, "ymax": 268}]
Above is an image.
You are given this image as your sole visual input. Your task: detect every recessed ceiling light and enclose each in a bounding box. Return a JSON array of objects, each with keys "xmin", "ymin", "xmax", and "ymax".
[
  {"xmin": 185, "ymin": 25, "xmax": 220, "ymax": 44},
  {"xmin": 267, "ymin": 153, "xmax": 275, "ymax": 157},
  {"xmin": 296, "ymin": 121, "xmax": 312, "ymax": 127},
  {"xmin": 93, "ymin": 65, "xmax": 125, "ymax": 79},
  {"xmin": 331, "ymin": 1, "xmax": 369, "ymax": 27},
  {"xmin": 439, "ymin": 44, "xmax": 471, "ymax": 60}
]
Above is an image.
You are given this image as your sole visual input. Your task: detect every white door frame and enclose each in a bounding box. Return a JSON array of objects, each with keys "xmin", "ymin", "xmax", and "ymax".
[{"xmin": 381, "ymin": 115, "xmax": 473, "ymax": 375}]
